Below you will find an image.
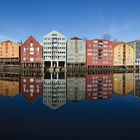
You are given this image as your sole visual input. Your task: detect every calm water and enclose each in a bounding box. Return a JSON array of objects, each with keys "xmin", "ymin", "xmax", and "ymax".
[{"xmin": 0, "ymin": 72, "xmax": 140, "ymax": 140}]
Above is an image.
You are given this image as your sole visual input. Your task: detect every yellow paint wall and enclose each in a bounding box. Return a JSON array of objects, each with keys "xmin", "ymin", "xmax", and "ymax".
[
  {"xmin": 113, "ymin": 44, "xmax": 134, "ymax": 66},
  {"xmin": 113, "ymin": 73, "xmax": 134, "ymax": 95},
  {"xmin": 0, "ymin": 80, "xmax": 19, "ymax": 97},
  {"xmin": 0, "ymin": 41, "xmax": 19, "ymax": 59}
]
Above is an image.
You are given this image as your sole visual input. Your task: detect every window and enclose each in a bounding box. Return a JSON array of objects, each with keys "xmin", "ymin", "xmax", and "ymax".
[
  {"xmin": 24, "ymin": 48, "xmax": 26, "ymax": 52},
  {"xmin": 30, "ymin": 48, "xmax": 34, "ymax": 51},
  {"xmin": 30, "ymin": 78, "xmax": 34, "ymax": 82},
  {"xmin": 30, "ymin": 58, "xmax": 34, "ymax": 62},
  {"xmin": 30, "ymin": 52, "xmax": 34, "ymax": 55},
  {"xmin": 37, "ymin": 47, "xmax": 39, "ymax": 51},
  {"xmin": 30, "ymin": 42, "xmax": 33, "ymax": 47}
]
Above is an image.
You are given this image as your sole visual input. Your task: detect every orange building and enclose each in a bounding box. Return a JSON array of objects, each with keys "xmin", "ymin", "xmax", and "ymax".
[
  {"xmin": 0, "ymin": 80, "xmax": 19, "ymax": 97},
  {"xmin": 0, "ymin": 40, "xmax": 20, "ymax": 64}
]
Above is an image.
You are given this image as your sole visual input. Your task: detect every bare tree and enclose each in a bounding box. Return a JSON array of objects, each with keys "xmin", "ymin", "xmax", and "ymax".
[
  {"xmin": 102, "ymin": 34, "xmax": 112, "ymax": 41},
  {"xmin": 113, "ymin": 38, "xmax": 118, "ymax": 42}
]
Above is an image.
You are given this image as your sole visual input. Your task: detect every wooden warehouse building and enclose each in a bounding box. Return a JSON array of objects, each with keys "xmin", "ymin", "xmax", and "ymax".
[
  {"xmin": 113, "ymin": 42, "xmax": 135, "ymax": 68},
  {"xmin": 21, "ymin": 36, "xmax": 43, "ymax": 68},
  {"xmin": 86, "ymin": 39, "xmax": 113, "ymax": 68},
  {"xmin": 0, "ymin": 40, "xmax": 20, "ymax": 65}
]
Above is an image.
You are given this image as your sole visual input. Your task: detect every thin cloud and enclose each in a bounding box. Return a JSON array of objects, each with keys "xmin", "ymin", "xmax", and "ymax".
[{"xmin": 0, "ymin": 34, "xmax": 18, "ymax": 42}]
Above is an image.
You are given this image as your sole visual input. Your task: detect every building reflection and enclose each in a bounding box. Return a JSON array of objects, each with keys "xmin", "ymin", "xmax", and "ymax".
[
  {"xmin": 113, "ymin": 73, "xmax": 134, "ymax": 96},
  {"xmin": 86, "ymin": 74, "xmax": 113, "ymax": 100},
  {"xmin": 43, "ymin": 72, "xmax": 67, "ymax": 110},
  {"xmin": 0, "ymin": 76, "xmax": 19, "ymax": 97},
  {"xmin": 20, "ymin": 76, "xmax": 43, "ymax": 103},
  {"xmin": 67, "ymin": 76, "xmax": 85, "ymax": 102},
  {"xmin": 134, "ymin": 73, "xmax": 140, "ymax": 97},
  {"xmin": 0, "ymin": 72, "xmax": 138, "ymax": 108}
]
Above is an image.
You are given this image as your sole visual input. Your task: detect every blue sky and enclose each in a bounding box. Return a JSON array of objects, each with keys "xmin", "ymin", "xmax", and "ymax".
[{"xmin": 0, "ymin": 0, "xmax": 140, "ymax": 42}]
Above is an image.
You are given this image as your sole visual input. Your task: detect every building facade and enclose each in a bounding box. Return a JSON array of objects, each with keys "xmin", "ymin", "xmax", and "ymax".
[
  {"xmin": 67, "ymin": 77, "xmax": 86, "ymax": 101},
  {"xmin": 113, "ymin": 73, "xmax": 134, "ymax": 96},
  {"xmin": 86, "ymin": 39, "xmax": 113, "ymax": 66},
  {"xmin": 43, "ymin": 73, "xmax": 66, "ymax": 110},
  {"xmin": 20, "ymin": 76, "xmax": 43, "ymax": 103},
  {"xmin": 113, "ymin": 42, "xmax": 134, "ymax": 67},
  {"xmin": 0, "ymin": 41, "xmax": 20, "ymax": 64},
  {"xmin": 43, "ymin": 30, "xmax": 66, "ymax": 68},
  {"xmin": 129, "ymin": 40, "xmax": 140, "ymax": 66},
  {"xmin": 86, "ymin": 74, "xmax": 113, "ymax": 100},
  {"xmin": 20, "ymin": 36, "xmax": 43, "ymax": 67},
  {"xmin": 67, "ymin": 37, "xmax": 86, "ymax": 65}
]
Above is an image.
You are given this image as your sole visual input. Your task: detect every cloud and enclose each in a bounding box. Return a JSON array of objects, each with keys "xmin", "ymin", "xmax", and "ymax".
[{"xmin": 0, "ymin": 34, "xmax": 18, "ymax": 42}]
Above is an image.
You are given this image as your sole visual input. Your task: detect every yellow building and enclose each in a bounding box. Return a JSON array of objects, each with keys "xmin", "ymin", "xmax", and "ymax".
[
  {"xmin": 0, "ymin": 80, "xmax": 19, "ymax": 97},
  {"xmin": 0, "ymin": 40, "xmax": 20, "ymax": 63},
  {"xmin": 113, "ymin": 42, "xmax": 135, "ymax": 66},
  {"xmin": 113, "ymin": 73, "xmax": 134, "ymax": 96}
]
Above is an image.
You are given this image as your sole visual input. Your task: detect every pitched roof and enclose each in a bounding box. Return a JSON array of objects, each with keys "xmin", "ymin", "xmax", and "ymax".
[
  {"xmin": 21, "ymin": 35, "xmax": 42, "ymax": 47},
  {"xmin": 0, "ymin": 40, "xmax": 20, "ymax": 46}
]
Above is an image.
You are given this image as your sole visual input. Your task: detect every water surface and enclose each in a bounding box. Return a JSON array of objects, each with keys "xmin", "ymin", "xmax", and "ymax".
[{"xmin": 0, "ymin": 72, "xmax": 140, "ymax": 140}]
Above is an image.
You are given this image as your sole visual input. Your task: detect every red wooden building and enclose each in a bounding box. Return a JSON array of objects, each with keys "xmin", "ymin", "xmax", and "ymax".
[
  {"xmin": 86, "ymin": 39, "xmax": 113, "ymax": 66},
  {"xmin": 86, "ymin": 74, "xmax": 113, "ymax": 100},
  {"xmin": 21, "ymin": 36, "xmax": 43, "ymax": 67},
  {"xmin": 20, "ymin": 76, "xmax": 43, "ymax": 103}
]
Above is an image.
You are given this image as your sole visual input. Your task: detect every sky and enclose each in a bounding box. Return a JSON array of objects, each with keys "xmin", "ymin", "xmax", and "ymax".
[{"xmin": 0, "ymin": 0, "xmax": 140, "ymax": 42}]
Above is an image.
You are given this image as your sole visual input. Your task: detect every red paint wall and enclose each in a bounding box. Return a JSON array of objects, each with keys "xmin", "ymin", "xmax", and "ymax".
[
  {"xmin": 86, "ymin": 74, "xmax": 113, "ymax": 100},
  {"xmin": 20, "ymin": 76, "xmax": 43, "ymax": 103},
  {"xmin": 86, "ymin": 40, "xmax": 113, "ymax": 66},
  {"xmin": 21, "ymin": 36, "xmax": 43, "ymax": 64}
]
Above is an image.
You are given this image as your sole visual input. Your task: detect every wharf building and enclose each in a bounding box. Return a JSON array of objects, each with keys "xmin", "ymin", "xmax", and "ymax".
[
  {"xmin": 113, "ymin": 42, "xmax": 134, "ymax": 68},
  {"xmin": 67, "ymin": 37, "xmax": 86, "ymax": 66},
  {"xmin": 20, "ymin": 36, "xmax": 43, "ymax": 68},
  {"xmin": 43, "ymin": 30, "xmax": 66, "ymax": 68},
  {"xmin": 129, "ymin": 40, "xmax": 140, "ymax": 68},
  {"xmin": 0, "ymin": 41, "xmax": 20, "ymax": 65},
  {"xmin": 86, "ymin": 39, "xmax": 113, "ymax": 67}
]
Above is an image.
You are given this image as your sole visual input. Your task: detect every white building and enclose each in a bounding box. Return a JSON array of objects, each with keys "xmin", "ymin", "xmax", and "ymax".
[
  {"xmin": 43, "ymin": 73, "xmax": 67, "ymax": 110},
  {"xmin": 67, "ymin": 37, "xmax": 86, "ymax": 65},
  {"xmin": 43, "ymin": 30, "xmax": 66, "ymax": 68},
  {"xmin": 130, "ymin": 40, "xmax": 140, "ymax": 66}
]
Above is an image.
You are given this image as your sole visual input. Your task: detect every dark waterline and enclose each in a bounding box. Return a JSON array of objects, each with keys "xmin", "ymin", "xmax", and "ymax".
[{"xmin": 0, "ymin": 72, "xmax": 140, "ymax": 140}]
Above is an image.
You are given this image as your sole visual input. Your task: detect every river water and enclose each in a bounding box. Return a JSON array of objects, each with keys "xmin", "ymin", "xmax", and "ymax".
[{"xmin": 0, "ymin": 72, "xmax": 140, "ymax": 140}]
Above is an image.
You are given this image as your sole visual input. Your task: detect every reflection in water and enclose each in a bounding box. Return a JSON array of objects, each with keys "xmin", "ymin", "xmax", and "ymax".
[
  {"xmin": 0, "ymin": 72, "xmax": 138, "ymax": 109},
  {"xmin": 0, "ymin": 78, "xmax": 19, "ymax": 97},
  {"xmin": 134, "ymin": 73, "xmax": 140, "ymax": 97},
  {"xmin": 86, "ymin": 74, "xmax": 113, "ymax": 100},
  {"xmin": 67, "ymin": 77, "xmax": 85, "ymax": 101},
  {"xmin": 113, "ymin": 73, "xmax": 134, "ymax": 96},
  {"xmin": 43, "ymin": 73, "xmax": 67, "ymax": 110},
  {"xmin": 21, "ymin": 76, "xmax": 43, "ymax": 103}
]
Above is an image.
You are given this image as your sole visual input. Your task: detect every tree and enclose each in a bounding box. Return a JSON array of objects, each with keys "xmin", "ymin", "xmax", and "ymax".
[{"xmin": 102, "ymin": 34, "xmax": 112, "ymax": 41}]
